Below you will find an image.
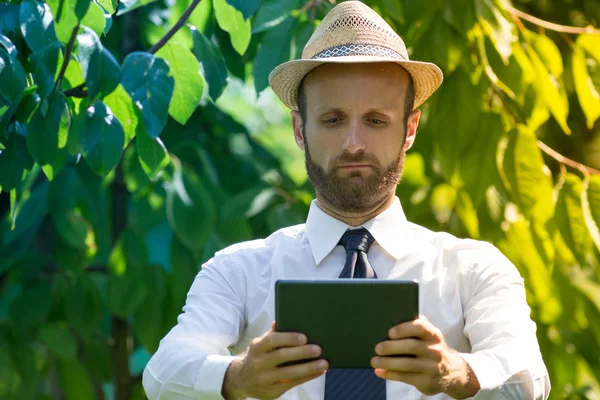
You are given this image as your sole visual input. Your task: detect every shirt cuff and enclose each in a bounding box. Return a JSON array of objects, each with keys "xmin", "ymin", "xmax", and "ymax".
[
  {"xmin": 194, "ymin": 354, "xmax": 239, "ymax": 399},
  {"xmin": 458, "ymin": 352, "xmax": 503, "ymax": 392}
]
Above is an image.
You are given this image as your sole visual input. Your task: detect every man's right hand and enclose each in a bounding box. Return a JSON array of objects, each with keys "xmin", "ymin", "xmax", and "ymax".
[{"xmin": 222, "ymin": 321, "xmax": 329, "ymax": 400}]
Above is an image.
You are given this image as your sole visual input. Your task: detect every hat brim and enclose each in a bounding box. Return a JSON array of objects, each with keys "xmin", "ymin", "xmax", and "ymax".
[{"xmin": 268, "ymin": 56, "xmax": 443, "ymax": 111}]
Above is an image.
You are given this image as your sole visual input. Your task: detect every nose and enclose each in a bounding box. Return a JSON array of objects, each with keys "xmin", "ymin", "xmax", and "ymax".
[{"xmin": 341, "ymin": 119, "xmax": 366, "ymax": 154}]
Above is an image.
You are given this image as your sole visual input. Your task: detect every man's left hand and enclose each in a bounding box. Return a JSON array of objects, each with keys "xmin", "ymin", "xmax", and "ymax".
[{"xmin": 370, "ymin": 315, "xmax": 480, "ymax": 399}]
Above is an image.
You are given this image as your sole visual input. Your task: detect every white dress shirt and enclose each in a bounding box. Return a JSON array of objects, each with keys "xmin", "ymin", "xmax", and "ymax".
[{"xmin": 143, "ymin": 197, "xmax": 550, "ymax": 400}]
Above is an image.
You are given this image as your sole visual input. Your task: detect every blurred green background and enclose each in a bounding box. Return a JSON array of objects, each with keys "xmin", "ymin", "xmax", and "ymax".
[{"xmin": 1, "ymin": 0, "xmax": 600, "ymax": 398}]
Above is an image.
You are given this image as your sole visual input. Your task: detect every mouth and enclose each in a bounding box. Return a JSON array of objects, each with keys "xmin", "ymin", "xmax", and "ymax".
[{"xmin": 338, "ymin": 164, "xmax": 372, "ymax": 169}]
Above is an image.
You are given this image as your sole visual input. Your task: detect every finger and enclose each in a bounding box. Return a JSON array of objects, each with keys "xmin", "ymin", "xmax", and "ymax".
[
  {"xmin": 264, "ymin": 344, "xmax": 322, "ymax": 368},
  {"xmin": 388, "ymin": 316, "xmax": 441, "ymax": 341},
  {"xmin": 371, "ymin": 356, "xmax": 435, "ymax": 373},
  {"xmin": 271, "ymin": 320, "xmax": 276, "ymax": 332},
  {"xmin": 269, "ymin": 359, "xmax": 329, "ymax": 383},
  {"xmin": 375, "ymin": 338, "xmax": 426, "ymax": 357},
  {"xmin": 250, "ymin": 331, "xmax": 307, "ymax": 355}
]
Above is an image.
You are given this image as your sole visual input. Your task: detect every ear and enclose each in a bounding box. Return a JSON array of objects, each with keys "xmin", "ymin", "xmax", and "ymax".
[
  {"xmin": 291, "ymin": 110, "xmax": 306, "ymax": 151},
  {"xmin": 403, "ymin": 109, "xmax": 421, "ymax": 151}
]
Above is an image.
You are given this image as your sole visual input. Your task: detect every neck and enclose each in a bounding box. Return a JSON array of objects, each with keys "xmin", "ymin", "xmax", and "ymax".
[{"xmin": 315, "ymin": 192, "xmax": 396, "ymax": 227}]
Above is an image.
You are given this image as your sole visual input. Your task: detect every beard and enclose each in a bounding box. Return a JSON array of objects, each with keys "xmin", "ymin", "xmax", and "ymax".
[{"xmin": 304, "ymin": 136, "xmax": 406, "ymax": 213}]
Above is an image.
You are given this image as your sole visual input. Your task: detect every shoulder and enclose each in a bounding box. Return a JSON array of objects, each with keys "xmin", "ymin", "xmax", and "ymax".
[
  {"xmin": 208, "ymin": 223, "xmax": 307, "ymax": 267},
  {"xmin": 407, "ymin": 221, "xmax": 514, "ymax": 271}
]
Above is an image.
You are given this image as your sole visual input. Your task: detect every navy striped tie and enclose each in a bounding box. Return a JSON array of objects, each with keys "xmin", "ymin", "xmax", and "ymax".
[{"xmin": 324, "ymin": 228, "xmax": 386, "ymax": 400}]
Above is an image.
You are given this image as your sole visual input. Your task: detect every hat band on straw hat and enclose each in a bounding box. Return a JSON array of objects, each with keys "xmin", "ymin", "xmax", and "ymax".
[{"xmin": 312, "ymin": 43, "xmax": 406, "ymax": 60}]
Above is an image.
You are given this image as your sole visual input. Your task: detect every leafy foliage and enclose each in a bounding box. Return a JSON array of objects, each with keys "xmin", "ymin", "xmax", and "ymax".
[{"xmin": 1, "ymin": 0, "xmax": 600, "ymax": 398}]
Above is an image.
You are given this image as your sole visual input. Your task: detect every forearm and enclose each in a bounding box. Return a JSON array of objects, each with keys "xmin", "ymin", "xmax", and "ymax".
[{"xmin": 143, "ymin": 335, "xmax": 239, "ymax": 399}]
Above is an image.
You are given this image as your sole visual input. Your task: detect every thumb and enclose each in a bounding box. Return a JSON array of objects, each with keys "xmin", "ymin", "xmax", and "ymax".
[{"xmin": 271, "ymin": 320, "xmax": 276, "ymax": 333}]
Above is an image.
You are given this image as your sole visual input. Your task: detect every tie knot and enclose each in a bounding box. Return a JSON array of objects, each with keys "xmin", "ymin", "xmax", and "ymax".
[{"xmin": 338, "ymin": 228, "xmax": 375, "ymax": 254}]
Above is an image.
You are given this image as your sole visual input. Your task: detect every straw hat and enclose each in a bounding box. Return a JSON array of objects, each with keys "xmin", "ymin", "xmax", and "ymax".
[{"xmin": 269, "ymin": 1, "xmax": 443, "ymax": 111}]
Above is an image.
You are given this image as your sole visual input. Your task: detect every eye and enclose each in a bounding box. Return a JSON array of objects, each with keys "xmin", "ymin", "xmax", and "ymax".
[
  {"xmin": 371, "ymin": 119, "xmax": 384, "ymax": 125},
  {"xmin": 325, "ymin": 117, "xmax": 339, "ymax": 124}
]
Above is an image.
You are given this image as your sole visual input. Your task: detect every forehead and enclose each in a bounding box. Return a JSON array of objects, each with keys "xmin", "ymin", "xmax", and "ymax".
[{"xmin": 302, "ymin": 63, "xmax": 410, "ymax": 108}]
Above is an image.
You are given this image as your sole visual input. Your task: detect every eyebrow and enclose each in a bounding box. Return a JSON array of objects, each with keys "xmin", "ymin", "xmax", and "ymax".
[{"xmin": 314, "ymin": 106, "xmax": 398, "ymax": 115}]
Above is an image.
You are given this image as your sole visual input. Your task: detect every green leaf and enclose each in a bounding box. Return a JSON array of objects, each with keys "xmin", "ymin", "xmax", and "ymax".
[
  {"xmin": 525, "ymin": 41, "xmax": 571, "ymax": 134},
  {"xmin": 0, "ymin": 42, "xmax": 27, "ymax": 103},
  {"xmin": 121, "ymin": 52, "xmax": 174, "ymax": 138},
  {"xmin": 38, "ymin": 323, "xmax": 77, "ymax": 360},
  {"xmin": 63, "ymin": 274, "xmax": 103, "ymax": 335},
  {"xmin": 55, "ymin": 359, "xmax": 96, "ymax": 400},
  {"xmin": 116, "ymin": 0, "xmax": 159, "ymax": 16},
  {"xmin": 525, "ymin": 31, "xmax": 563, "ymax": 78},
  {"xmin": 2, "ymin": 180, "xmax": 47, "ymax": 245},
  {"xmin": 475, "ymin": 0, "xmax": 515, "ymax": 63},
  {"xmin": 583, "ymin": 175, "xmax": 600, "ymax": 255},
  {"xmin": 266, "ymin": 203, "xmax": 306, "ymax": 232},
  {"xmin": 191, "ymin": 27, "xmax": 228, "ymax": 101},
  {"xmin": 0, "ymin": 32, "xmax": 18, "ymax": 58},
  {"xmin": 499, "ymin": 126, "xmax": 554, "ymax": 223},
  {"xmin": 156, "ymin": 42, "xmax": 204, "ymax": 125},
  {"xmin": 29, "ymin": 41, "xmax": 61, "ymax": 98},
  {"xmin": 9, "ymin": 280, "xmax": 52, "ymax": 331},
  {"xmin": 573, "ymin": 43, "xmax": 600, "ymax": 130},
  {"xmin": 25, "ymin": 91, "xmax": 70, "ymax": 180},
  {"xmin": 46, "ymin": 0, "xmax": 79, "ymax": 43},
  {"xmin": 166, "ymin": 163, "xmax": 216, "ymax": 251},
  {"xmin": 103, "ymin": 84, "xmax": 139, "ymax": 148},
  {"xmin": 0, "ymin": 132, "xmax": 33, "ymax": 193},
  {"xmin": 226, "ymin": 0, "xmax": 261, "ymax": 19},
  {"xmin": 136, "ymin": 129, "xmax": 170, "ymax": 180},
  {"xmin": 0, "ymin": 4, "xmax": 21, "ymax": 36},
  {"xmin": 97, "ymin": 0, "xmax": 117, "ymax": 15},
  {"xmin": 221, "ymin": 186, "xmax": 276, "ymax": 220},
  {"xmin": 81, "ymin": 2, "xmax": 106, "ymax": 37},
  {"xmin": 253, "ymin": 16, "xmax": 295, "ymax": 94},
  {"xmin": 214, "ymin": 0, "xmax": 252, "ymax": 55},
  {"xmin": 133, "ymin": 265, "xmax": 169, "ymax": 353},
  {"xmin": 80, "ymin": 102, "xmax": 124, "ymax": 176},
  {"xmin": 54, "ymin": 212, "xmax": 92, "ymax": 249},
  {"xmin": 554, "ymin": 174, "xmax": 593, "ymax": 267},
  {"xmin": 77, "ymin": 27, "xmax": 120, "ymax": 100},
  {"xmin": 251, "ymin": 0, "xmax": 297, "ymax": 33},
  {"xmin": 48, "ymin": 166, "xmax": 78, "ymax": 217},
  {"xmin": 107, "ymin": 266, "xmax": 147, "ymax": 318},
  {"xmin": 19, "ymin": 0, "xmax": 57, "ymax": 53}
]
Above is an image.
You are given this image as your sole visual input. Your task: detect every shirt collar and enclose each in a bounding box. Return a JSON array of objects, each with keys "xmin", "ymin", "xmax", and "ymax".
[{"xmin": 305, "ymin": 197, "xmax": 408, "ymax": 265}]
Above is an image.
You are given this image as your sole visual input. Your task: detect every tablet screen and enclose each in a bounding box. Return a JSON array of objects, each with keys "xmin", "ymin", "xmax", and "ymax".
[{"xmin": 275, "ymin": 279, "xmax": 419, "ymax": 368}]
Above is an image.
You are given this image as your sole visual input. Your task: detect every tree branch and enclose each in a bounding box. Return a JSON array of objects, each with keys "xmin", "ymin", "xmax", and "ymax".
[
  {"xmin": 537, "ymin": 141, "xmax": 600, "ymax": 176},
  {"xmin": 147, "ymin": 0, "xmax": 202, "ymax": 54},
  {"xmin": 54, "ymin": 24, "xmax": 80, "ymax": 91},
  {"xmin": 63, "ymin": 83, "xmax": 87, "ymax": 98},
  {"xmin": 504, "ymin": 5, "xmax": 600, "ymax": 35}
]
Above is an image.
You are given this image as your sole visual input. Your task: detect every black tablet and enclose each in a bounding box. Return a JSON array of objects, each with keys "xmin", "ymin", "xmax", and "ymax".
[{"xmin": 275, "ymin": 279, "xmax": 419, "ymax": 369}]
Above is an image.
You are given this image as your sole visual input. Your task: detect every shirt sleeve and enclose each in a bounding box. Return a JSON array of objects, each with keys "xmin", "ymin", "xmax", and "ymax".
[
  {"xmin": 458, "ymin": 242, "xmax": 551, "ymax": 400},
  {"xmin": 143, "ymin": 253, "xmax": 246, "ymax": 400}
]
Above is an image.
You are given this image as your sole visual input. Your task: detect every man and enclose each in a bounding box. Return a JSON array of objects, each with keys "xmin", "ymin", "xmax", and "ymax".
[{"xmin": 143, "ymin": 1, "xmax": 550, "ymax": 399}]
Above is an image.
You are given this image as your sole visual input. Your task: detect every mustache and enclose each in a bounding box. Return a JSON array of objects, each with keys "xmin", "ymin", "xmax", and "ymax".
[{"xmin": 329, "ymin": 151, "xmax": 381, "ymax": 168}]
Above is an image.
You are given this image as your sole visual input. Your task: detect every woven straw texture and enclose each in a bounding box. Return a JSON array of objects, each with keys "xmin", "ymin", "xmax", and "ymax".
[{"xmin": 269, "ymin": 0, "xmax": 443, "ymax": 111}]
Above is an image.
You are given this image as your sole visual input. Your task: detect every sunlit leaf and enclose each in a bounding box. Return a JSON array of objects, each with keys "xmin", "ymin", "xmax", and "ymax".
[
  {"xmin": 80, "ymin": 2, "xmax": 106, "ymax": 37},
  {"xmin": 214, "ymin": 0, "xmax": 251, "ymax": 55},
  {"xmin": 116, "ymin": 0, "xmax": 159, "ymax": 16},
  {"xmin": 525, "ymin": 30, "xmax": 563, "ymax": 78},
  {"xmin": 554, "ymin": 173, "xmax": 593, "ymax": 267},
  {"xmin": 103, "ymin": 84, "xmax": 139, "ymax": 148},
  {"xmin": 156, "ymin": 42, "xmax": 204, "ymax": 125},
  {"xmin": 573, "ymin": 43, "xmax": 600, "ymax": 129},
  {"xmin": 582, "ymin": 175, "xmax": 600, "ymax": 258},
  {"xmin": 525, "ymin": 40, "xmax": 571, "ymax": 134},
  {"xmin": 499, "ymin": 126, "xmax": 554, "ymax": 223},
  {"xmin": 578, "ymin": 34, "xmax": 600, "ymax": 63},
  {"xmin": 97, "ymin": 0, "xmax": 117, "ymax": 14},
  {"xmin": 475, "ymin": 0, "xmax": 515, "ymax": 63}
]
